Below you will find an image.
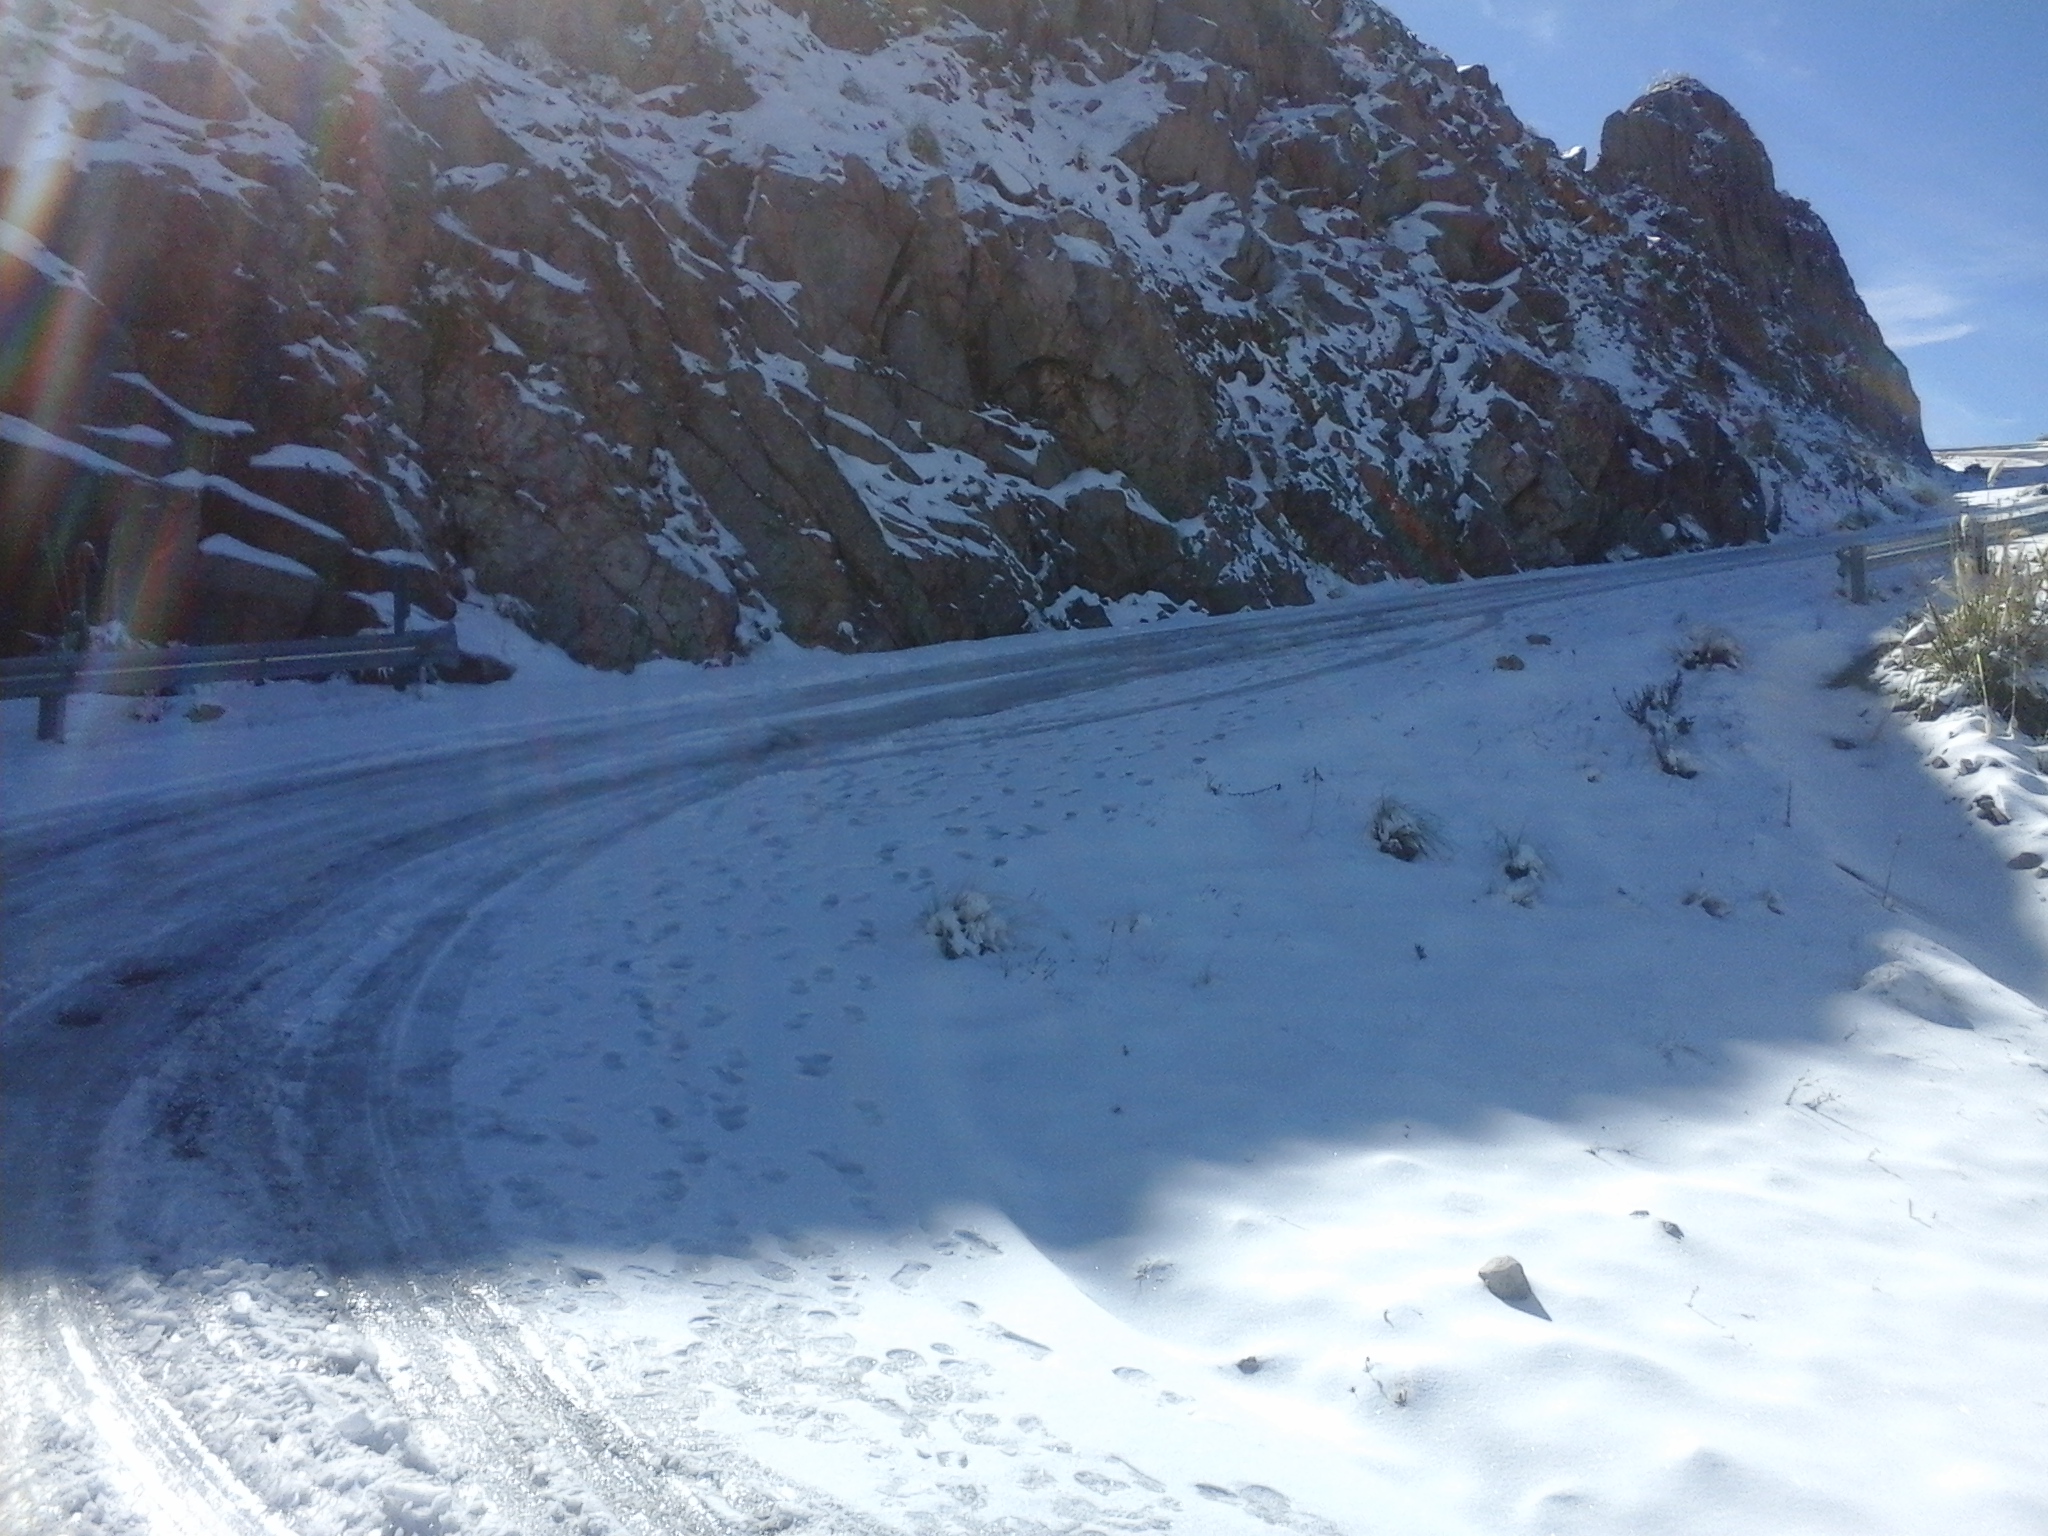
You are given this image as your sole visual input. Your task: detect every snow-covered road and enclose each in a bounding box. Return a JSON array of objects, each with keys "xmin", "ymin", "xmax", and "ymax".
[{"xmin": 8, "ymin": 532, "xmax": 2048, "ymax": 1535}]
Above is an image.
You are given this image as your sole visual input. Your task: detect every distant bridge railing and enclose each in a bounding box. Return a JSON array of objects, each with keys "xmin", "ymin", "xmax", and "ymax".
[
  {"xmin": 3, "ymin": 623, "xmax": 459, "ymax": 743},
  {"xmin": 1838, "ymin": 505, "xmax": 2048, "ymax": 604}
]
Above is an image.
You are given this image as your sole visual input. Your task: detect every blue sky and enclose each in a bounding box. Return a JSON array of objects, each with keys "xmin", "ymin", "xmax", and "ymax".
[{"xmin": 1383, "ymin": 0, "xmax": 2047, "ymax": 449}]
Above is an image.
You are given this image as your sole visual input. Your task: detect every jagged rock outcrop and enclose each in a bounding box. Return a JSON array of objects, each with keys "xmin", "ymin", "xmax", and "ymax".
[
  {"xmin": 0, "ymin": 0, "xmax": 1934, "ymax": 667},
  {"xmin": 1592, "ymin": 77, "xmax": 1923, "ymax": 463}
]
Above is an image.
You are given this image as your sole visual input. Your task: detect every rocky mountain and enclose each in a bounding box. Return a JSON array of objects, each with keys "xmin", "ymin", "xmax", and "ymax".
[{"xmin": 0, "ymin": 0, "xmax": 1933, "ymax": 667}]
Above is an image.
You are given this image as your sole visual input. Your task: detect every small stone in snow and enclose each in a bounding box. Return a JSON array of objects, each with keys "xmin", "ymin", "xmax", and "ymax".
[
  {"xmin": 1630, "ymin": 1210, "xmax": 1650, "ymax": 1218},
  {"xmin": 1525, "ymin": 633, "xmax": 1553, "ymax": 646},
  {"xmin": 1494, "ymin": 654, "xmax": 1526, "ymax": 671},
  {"xmin": 1975, "ymin": 795, "xmax": 2012, "ymax": 826},
  {"xmin": 1236, "ymin": 1356, "xmax": 1263, "ymax": 1374},
  {"xmin": 1660, "ymin": 1220, "xmax": 1684, "ymax": 1239},
  {"xmin": 2008, "ymin": 852, "xmax": 2042, "ymax": 870},
  {"xmin": 1478, "ymin": 1255, "xmax": 1531, "ymax": 1301}
]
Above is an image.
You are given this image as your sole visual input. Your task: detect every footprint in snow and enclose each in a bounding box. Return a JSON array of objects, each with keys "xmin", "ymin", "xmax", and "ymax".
[
  {"xmin": 1073, "ymin": 1470, "xmax": 1128, "ymax": 1494},
  {"xmin": 1198, "ymin": 1483, "xmax": 1319, "ymax": 1528},
  {"xmin": 650, "ymin": 1170, "xmax": 689, "ymax": 1202},
  {"xmin": 796, "ymin": 1053, "xmax": 834, "ymax": 1077},
  {"xmin": 1112, "ymin": 1456, "xmax": 1167, "ymax": 1492}
]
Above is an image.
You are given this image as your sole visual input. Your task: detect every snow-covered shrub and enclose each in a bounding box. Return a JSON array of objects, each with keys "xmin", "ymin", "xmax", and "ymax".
[
  {"xmin": 1370, "ymin": 797, "xmax": 1442, "ymax": 862},
  {"xmin": 1883, "ymin": 545, "xmax": 2048, "ymax": 735},
  {"xmin": 926, "ymin": 890, "xmax": 1008, "ymax": 958},
  {"xmin": 1500, "ymin": 838, "xmax": 1546, "ymax": 906},
  {"xmin": 1681, "ymin": 889, "xmax": 1733, "ymax": 919},
  {"xmin": 1677, "ymin": 627, "xmax": 1742, "ymax": 671},
  {"xmin": 1619, "ymin": 674, "xmax": 1698, "ymax": 777}
]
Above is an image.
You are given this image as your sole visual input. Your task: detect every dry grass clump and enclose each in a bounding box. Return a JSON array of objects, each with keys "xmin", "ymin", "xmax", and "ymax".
[
  {"xmin": 1677, "ymin": 627, "xmax": 1742, "ymax": 671},
  {"xmin": 1887, "ymin": 544, "xmax": 2048, "ymax": 735},
  {"xmin": 1370, "ymin": 797, "xmax": 1443, "ymax": 862},
  {"xmin": 1619, "ymin": 674, "xmax": 1699, "ymax": 778}
]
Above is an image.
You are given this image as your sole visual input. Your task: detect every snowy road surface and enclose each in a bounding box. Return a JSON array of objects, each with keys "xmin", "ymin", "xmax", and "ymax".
[{"xmin": 7, "ymin": 535, "xmax": 2048, "ymax": 1535}]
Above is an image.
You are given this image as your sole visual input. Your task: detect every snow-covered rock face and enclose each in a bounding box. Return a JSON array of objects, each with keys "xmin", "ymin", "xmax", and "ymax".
[{"xmin": 1, "ymin": 0, "xmax": 1931, "ymax": 666}]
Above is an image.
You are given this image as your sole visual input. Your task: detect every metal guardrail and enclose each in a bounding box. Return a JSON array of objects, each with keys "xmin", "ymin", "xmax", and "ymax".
[
  {"xmin": 2, "ymin": 623, "xmax": 459, "ymax": 742},
  {"xmin": 1839, "ymin": 505, "xmax": 2048, "ymax": 604},
  {"xmin": 1933, "ymin": 443, "xmax": 2048, "ymax": 462}
]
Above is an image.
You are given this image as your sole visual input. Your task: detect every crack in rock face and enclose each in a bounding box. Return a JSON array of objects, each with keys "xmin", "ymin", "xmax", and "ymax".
[{"xmin": 1, "ymin": 0, "xmax": 1931, "ymax": 668}]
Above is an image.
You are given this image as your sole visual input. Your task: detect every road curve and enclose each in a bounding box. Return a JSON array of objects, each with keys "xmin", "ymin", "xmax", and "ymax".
[{"xmin": 0, "ymin": 533, "xmax": 1868, "ymax": 1534}]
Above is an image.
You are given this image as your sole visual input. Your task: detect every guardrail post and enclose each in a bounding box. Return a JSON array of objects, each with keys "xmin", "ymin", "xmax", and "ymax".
[
  {"xmin": 1970, "ymin": 517, "xmax": 1990, "ymax": 577},
  {"xmin": 391, "ymin": 583, "xmax": 417, "ymax": 690},
  {"xmin": 36, "ymin": 690, "xmax": 68, "ymax": 743},
  {"xmin": 1840, "ymin": 544, "xmax": 1868, "ymax": 604}
]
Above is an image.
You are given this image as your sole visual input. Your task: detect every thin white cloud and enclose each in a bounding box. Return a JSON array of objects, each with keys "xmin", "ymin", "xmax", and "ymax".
[
  {"xmin": 1893, "ymin": 322, "xmax": 1976, "ymax": 349},
  {"xmin": 1477, "ymin": 0, "xmax": 1563, "ymax": 48},
  {"xmin": 1864, "ymin": 281, "xmax": 1978, "ymax": 350}
]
